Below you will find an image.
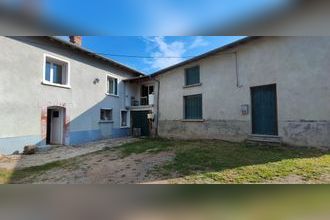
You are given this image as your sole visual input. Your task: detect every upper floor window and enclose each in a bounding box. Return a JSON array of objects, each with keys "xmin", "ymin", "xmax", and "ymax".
[
  {"xmin": 44, "ymin": 54, "xmax": 70, "ymax": 87},
  {"xmin": 141, "ymin": 85, "xmax": 154, "ymax": 106},
  {"xmin": 185, "ymin": 66, "xmax": 200, "ymax": 86},
  {"xmin": 107, "ymin": 75, "xmax": 118, "ymax": 95}
]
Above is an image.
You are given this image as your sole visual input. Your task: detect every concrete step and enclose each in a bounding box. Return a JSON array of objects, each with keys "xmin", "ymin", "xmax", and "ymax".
[{"xmin": 247, "ymin": 134, "xmax": 282, "ymax": 145}]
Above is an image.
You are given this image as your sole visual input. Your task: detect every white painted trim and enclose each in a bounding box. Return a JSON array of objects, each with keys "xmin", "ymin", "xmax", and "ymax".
[
  {"xmin": 106, "ymin": 74, "xmax": 119, "ymax": 96},
  {"xmin": 42, "ymin": 81, "xmax": 71, "ymax": 89},
  {"xmin": 120, "ymin": 109, "xmax": 130, "ymax": 128},
  {"xmin": 105, "ymin": 93, "xmax": 120, "ymax": 98},
  {"xmin": 43, "ymin": 53, "xmax": 71, "ymax": 88}
]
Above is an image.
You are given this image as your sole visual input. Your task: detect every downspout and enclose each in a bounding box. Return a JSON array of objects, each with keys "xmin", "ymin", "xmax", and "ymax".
[
  {"xmin": 234, "ymin": 51, "xmax": 242, "ymax": 88},
  {"xmin": 154, "ymin": 78, "xmax": 160, "ymax": 137}
]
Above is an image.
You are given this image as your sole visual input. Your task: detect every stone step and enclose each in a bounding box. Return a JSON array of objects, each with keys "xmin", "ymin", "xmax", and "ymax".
[{"xmin": 247, "ymin": 134, "xmax": 282, "ymax": 144}]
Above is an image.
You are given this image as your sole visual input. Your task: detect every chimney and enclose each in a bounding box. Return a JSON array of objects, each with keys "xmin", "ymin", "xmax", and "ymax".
[{"xmin": 69, "ymin": 36, "xmax": 82, "ymax": 46}]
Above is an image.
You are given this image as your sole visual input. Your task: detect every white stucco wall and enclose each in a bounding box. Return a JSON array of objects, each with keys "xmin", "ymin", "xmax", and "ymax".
[
  {"xmin": 0, "ymin": 37, "xmax": 138, "ymax": 154},
  {"xmin": 157, "ymin": 37, "xmax": 330, "ymax": 147}
]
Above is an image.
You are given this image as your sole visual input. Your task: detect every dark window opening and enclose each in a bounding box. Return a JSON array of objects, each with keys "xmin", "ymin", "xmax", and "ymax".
[
  {"xmin": 185, "ymin": 66, "xmax": 200, "ymax": 86},
  {"xmin": 184, "ymin": 94, "xmax": 203, "ymax": 119}
]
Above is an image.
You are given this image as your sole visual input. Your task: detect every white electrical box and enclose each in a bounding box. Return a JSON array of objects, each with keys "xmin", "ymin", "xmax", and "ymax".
[
  {"xmin": 148, "ymin": 94, "xmax": 155, "ymax": 105},
  {"xmin": 241, "ymin": 104, "xmax": 249, "ymax": 115},
  {"xmin": 147, "ymin": 113, "xmax": 154, "ymax": 120}
]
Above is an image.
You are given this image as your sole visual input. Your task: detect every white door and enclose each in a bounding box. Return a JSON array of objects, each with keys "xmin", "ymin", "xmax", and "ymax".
[{"xmin": 50, "ymin": 109, "xmax": 64, "ymax": 144}]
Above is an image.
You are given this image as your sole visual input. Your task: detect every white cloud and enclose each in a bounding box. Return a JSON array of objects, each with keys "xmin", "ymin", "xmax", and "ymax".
[
  {"xmin": 144, "ymin": 37, "xmax": 186, "ymax": 70},
  {"xmin": 189, "ymin": 36, "xmax": 209, "ymax": 49}
]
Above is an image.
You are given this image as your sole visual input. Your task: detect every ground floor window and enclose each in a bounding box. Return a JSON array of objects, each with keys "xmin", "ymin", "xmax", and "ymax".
[
  {"xmin": 121, "ymin": 110, "xmax": 129, "ymax": 127},
  {"xmin": 100, "ymin": 109, "xmax": 112, "ymax": 121},
  {"xmin": 184, "ymin": 94, "xmax": 203, "ymax": 119}
]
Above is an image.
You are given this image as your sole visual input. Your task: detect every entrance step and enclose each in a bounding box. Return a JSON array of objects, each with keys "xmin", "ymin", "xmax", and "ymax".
[{"xmin": 247, "ymin": 134, "xmax": 282, "ymax": 145}]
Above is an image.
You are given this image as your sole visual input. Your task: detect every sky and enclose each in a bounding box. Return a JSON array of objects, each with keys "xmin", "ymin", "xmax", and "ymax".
[
  {"xmin": 39, "ymin": 0, "xmax": 290, "ymax": 35},
  {"xmin": 63, "ymin": 36, "xmax": 245, "ymax": 74},
  {"xmin": 10, "ymin": 0, "xmax": 289, "ymax": 74}
]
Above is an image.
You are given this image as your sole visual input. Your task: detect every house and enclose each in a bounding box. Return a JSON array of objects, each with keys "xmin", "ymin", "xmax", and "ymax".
[
  {"xmin": 0, "ymin": 36, "xmax": 146, "ymax": 154},
  {"xmin": 133, "ymin": 37, "xmax": 330, "ymax": 148},
  {"xmin": 1, "ymin": 36, "xmax": 329, "ymax": 154}
]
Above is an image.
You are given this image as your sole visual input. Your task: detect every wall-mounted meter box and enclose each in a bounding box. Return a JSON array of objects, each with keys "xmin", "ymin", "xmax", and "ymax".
[
  {"xmin": 241, "ymin": 104, "xmax": 249, "ymax": 115},
  {"xmin": 147, "ymin": 113, "xmax": 154, "ymax": 120}
]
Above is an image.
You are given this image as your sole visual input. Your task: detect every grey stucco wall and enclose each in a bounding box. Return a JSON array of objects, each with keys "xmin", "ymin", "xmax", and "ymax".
[
  {"xmin": 157, "ymin": 37, "xmax": 330, "ymax": 148},
  {"xmin": 0, "ymin": 37, "xmax": 136, "ymax": 154}
]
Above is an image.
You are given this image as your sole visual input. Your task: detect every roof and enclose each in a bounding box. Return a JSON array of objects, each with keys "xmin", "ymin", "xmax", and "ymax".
[
  {"xmin": 150, "ymin": 36, "xmax": 261, "ymax": 77},
  {"xmin": 45, "ymin": 37, "xmax": 144, "ymax": 76}
]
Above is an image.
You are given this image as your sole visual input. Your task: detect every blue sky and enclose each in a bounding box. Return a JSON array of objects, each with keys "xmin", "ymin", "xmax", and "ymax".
[
  {"xmin": 41, "ymin": 0, "xmax": 289, "ymax": 35},
  {"xmin": 63, "ymin": 36, "xmax": 245, "ymax": 74}
]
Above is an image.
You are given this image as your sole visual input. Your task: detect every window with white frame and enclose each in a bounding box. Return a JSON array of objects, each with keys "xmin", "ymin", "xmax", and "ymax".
[
  {"xmin": 107, "ymin": 75, "xmax": 118, "ymax": 95},
  {"xmin": 44, "ymin": 55, "xmax": 69, "ymax": 86},
  {"xmin": 100, "ymin": 109, "xmax": 112, "ymax": 121},
  {"xmin": 120, "ymin": 110, "xmax": 128, "ymax": 127}
]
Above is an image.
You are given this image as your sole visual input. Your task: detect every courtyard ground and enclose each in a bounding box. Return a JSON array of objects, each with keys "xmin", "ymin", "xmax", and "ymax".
[{"xmin": 0, "ymin": 138, "xmax": 329, "ymax": 184}]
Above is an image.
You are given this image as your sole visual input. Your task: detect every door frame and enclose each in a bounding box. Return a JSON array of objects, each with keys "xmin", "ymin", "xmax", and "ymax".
[
  {"xmin": 250, "ymin": 83, "xmax": 279, "ymax": 136},
  {"xmin": 46, "ymin": 106, "xmax": 65, "ymax": 145},
  {"xmin": 131, "ymin": 109, "xmax": 151, "ymax": 137}
]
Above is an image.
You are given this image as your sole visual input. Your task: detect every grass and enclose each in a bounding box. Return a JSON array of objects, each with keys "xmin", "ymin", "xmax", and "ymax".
[
  {"xmin": 0, "ymin": 138, "xmax": 329, "ymax": 184},
  {"xmin": 118, "ymin": 138, "xmax": 173, "ymax": 157},
  {"xmin": 118, "ymin": 138, "xmax": 330, "ymax": 183}
]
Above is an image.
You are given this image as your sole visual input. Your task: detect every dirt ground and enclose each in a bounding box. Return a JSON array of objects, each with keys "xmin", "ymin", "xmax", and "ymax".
[
  {"xmin": 13, "ymin": 148, "xmax": 175, "ymax": 184},
  {"xmin": 0, "ymin": 137, "xmax": 138, "ymax": 170}
]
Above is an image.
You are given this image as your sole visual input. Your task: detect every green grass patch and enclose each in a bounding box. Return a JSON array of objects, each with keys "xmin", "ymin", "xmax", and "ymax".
[
  {"xmin": 154, "ymin": 139, "xmax": 330, "ymax": 183},
  {"xmin": 8, "ymin": 160, "xmax": 71, "ymax": 183},
  {"xmin": 118, "ymin": 138, "xmax": 174, "ymax": 157}
]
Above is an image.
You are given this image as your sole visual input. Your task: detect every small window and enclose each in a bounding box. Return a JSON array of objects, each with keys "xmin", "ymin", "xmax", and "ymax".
[
  {"xmin": 121, "ymin": 110, "xmax": 128, "ymax": 127},
  {"xmin": 44, "ymin": 55, "xmax": 69, "ymax": 86},
  {"xmin": 184, "ymin": 94, "xmax": 202, "ymax": 119},
  {"xmin": 100, "ymin": 109, "xmax": 112, "ymax": 121},
  {"xmin": 185, "ymin": 66, "xmax": 200, "ymax": 86},
  {"xmin": 107, "ymin": 76, "xmax": 118, "ymax": 95}
]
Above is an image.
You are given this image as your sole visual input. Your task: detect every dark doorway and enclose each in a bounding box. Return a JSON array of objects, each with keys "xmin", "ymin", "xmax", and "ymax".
[
  {"xmin": 46, "ymin": 109, "xmax": 52, "ymax": 144},
  {"xmin": 46, "ymin": 107, "xmax": 65, "ymax": 145},
  {"xmin": 131, "ymin": 111, "xmax": 150, "ymax": 136},
  {"xmin": 251, "ymin": 84, "xmax": 278, "ymax": 135}
]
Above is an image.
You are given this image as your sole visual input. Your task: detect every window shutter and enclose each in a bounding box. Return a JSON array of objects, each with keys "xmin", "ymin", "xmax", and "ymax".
[
  {"xmin": 185, "ymin": 94, "xmax": 202, "ymax": 119},
  {"xmin": 114, "ymin": 79, "xmax": 118, "ymax": 95},
  {"xmin": 185, "ymin": 66, "xmax": 200, "ymax": 86}
]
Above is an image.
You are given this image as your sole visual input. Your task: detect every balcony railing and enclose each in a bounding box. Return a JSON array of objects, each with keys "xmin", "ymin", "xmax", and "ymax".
[{"xmin": 131, "ymin": 94, "xmax": 154, "ymax": 107}]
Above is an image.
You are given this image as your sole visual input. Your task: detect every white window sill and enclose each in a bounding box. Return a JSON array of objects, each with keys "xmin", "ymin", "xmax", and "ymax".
[
  {"xmin": 183, "ymin": 83, "xmax": 202, "ymax": 89},
  {"xmin": 105, "ymin": 93, "xmax": 119, "ymax": 98},
  {"xmin": 99, "ymin": 120, "xmax": 114, "ymax": 123},
  {"xmin": 120, "ymin": 126, "xmax": 130, "ymax": 128},
  {"xmin": 42, "ymin": 81, "xmax": 71, "ymax": 89},
  {"xmin": 181, "ymin": 119, "xmax": 205, "ymax": 122}
]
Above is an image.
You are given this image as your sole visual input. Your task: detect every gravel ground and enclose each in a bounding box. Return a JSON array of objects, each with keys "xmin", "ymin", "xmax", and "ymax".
[
  {"xmin": 0, "ymin": 137, "xmax": 138, "ymax": 170},
  {"xmin": 13, "ymin": 149, "xmax": 175, "ymax": 184}
]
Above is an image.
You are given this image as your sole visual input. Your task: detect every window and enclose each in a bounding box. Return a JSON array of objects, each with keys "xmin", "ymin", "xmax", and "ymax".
[
  {"xmin": 184, "ymin": 94, "xmax": 203, "ymax": 119},
  {"xmin": 107, "ymin": 75, "xmax": 118, "ymax": 95},
  {"xmin": 185, "ymin": 66, "xmax": 200, "ymax": 86},
  {"xmin": 121, "ymin": 110, "xmax": 128, "ymax": 127},
  {"xmin": 100, "ymin": 109, "xmax": 112, "ymax": 121},
  {"xmin": 140, "ymin": 85, "xmax": 154, "ymax": 105},
  {"xmin": 44, "ymin": 55, "xmax": 69, "ymax": 86}
]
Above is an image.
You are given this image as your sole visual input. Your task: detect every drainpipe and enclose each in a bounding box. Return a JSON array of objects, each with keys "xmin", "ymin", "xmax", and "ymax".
[
  {"xmin": 154, "ymin": 78, "xmax": 160, "ymax": 137},
  {"xmin": 234, "ymin": 51, "xmax": 243, "ymax": 88}
]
